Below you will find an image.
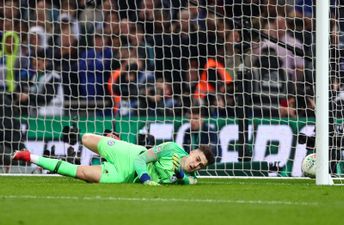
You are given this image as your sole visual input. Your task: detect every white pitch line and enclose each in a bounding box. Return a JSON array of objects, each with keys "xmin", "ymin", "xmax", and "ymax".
[
  {"xmin": 0, "ymin": 195, "xmax": 319, "ymax": 206},
  {"xmin": 200, "ymin": 181, "xmax": 314, "ymax": 186}
]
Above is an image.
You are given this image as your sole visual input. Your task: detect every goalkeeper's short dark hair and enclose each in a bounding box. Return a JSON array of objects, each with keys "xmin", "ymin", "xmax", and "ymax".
[{"xmin": 199, "ymin": 145, "xmax": 215, "ymax": 166}]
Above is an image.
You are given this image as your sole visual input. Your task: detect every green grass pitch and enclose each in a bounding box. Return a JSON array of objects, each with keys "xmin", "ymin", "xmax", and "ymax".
[{"xmin": 0, "ymin": 176, "xmax": 343, "ymax": 225}]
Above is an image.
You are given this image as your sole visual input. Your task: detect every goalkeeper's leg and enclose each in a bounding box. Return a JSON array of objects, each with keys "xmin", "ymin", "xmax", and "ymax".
[
  {"xmin": 12, "ymin": 150, "xmax": 101, "ymax": 182},
  {"xmin": 81, "ymin": 133, "xmax": 103, "ymax": 154}
]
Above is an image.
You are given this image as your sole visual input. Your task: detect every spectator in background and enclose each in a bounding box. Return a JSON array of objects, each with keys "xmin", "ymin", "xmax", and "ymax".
[
  {"xmin": 224, "ymin": 23, "xmax": 241, "ymax": 77},
  {"xmin": 104, "ymin": 6, "xmax": 120, "ymax": 37},
  {"xmin": 52, "ymin": 15, "xmax": 79, "ymax": 108},
  {"xmin": 79, "ymin": 30, "xmax": 113, "ymax": 105},
  {"xmin": 79, "ymin": 0, "xmax": 113, "ymax": 47},
  {"xmin": 108, "ymin": 62, "xmax": 141, "ymax": 116},
  {"xmin": 58, "ymin": 0, "xmax": 80, "ymax": 40},
  {"xmin": 15, "ymin": 25, "xmax": 51, "ymax": 84},
  {"xmin": 146, "ymin": 6, "xmax": 174, "ymax": 80},
  {"xmin": 118, "ymin": 18, "xmax": 135, "ymax": 47},
  {"xmin": 172, "ymin": 7, "xmax": 207, "ymax": 68},
  {"xmin": 212, "ymin": 23, "xmax": 240, "ymax": 118},
  {"xmin": 27, "ymin": 26, "xmax": 50, "ymax": 53},
  {"xmin": 25, "ymin": 0, "xmax": 59, "ymax": 36},
  {"xmin": 137, "ymin": 0, "xmax": 156, "ymax": 36},
  {"xmin": 287, "ymin": 0, "xmax": 315, "ymax": 89},
  {"xmin": 327, "ymin": 17, "xmax": 343, "ymax": 120},
  {"xmin": 139, "ymin": 78, "xmax": 182, "ymax": 117},
  {"xmin": 251, "ymin": 15, "xmax": 305, "ymax": 81},
  {"xmin": 0, "ymin": 2, "xmax": 25, "ymax": 167},
  {"xmin": 185, "ymin": 1, "xmax": 206, "ymax": 31},
  {"xmin": 193, "ymin": 57, "xmax": 233, "ymax": 106},
  {"xmin": 114, "ymin": 0, "xmax": 140, "ymax": 20},
  {"xmin": 129, "ymin": 25, "xmax": 155, "ymax": 71},
  {"xmin": 181, "ymin": 58, "xmax": 200, "ymax": 111},
  {"xmin": 103, "ymin": 9, "xmax": 122, "ymax": 69},
  {"xmin": 107, "ymin": 43, "xmax": 144, "ymax": 116},
  {"xmin": 0, "ymin": 31, "xmax": 20, "ymax": 93},
  {"xmin": 203, "ymin": 12, "xmax": 225, "ymax": 59},
  {"xmin": 243, "ymin": 12, "xmax": 309, "ymax": 118},
  {"xmin": 182, "ymin": 107, "xmax": 221, "ymax": 162},
  {"xmin": 173, "ymin": 8, "xmax": 199, "ymax": 57},
  {"xmin": 0, "ymin": 92, "xmax": 25, "ymax": 167},
  {"xmin": 16, "ymin": 49, "xmax": 63, "ymax": 117},
  {"xmin": 330, "ymin": 77, "xmax": 344, "ymax": 118},
  {"xmin": 0, "ymin": 0, "xmax": 21, "ymax": 93},
  {"xmin": 118, "ymin": 18, "xmax": 156, "ymax": 72},
  {"xmin": 56, "ymin": 12, "xmax": 80, "ymax": 42},
  {"xmin": 289, "ymin": 0, "xmax": 313, "ymax": 30},
  {"xmin": 0, "ymin": 0, "xmax": 21, "ymax": 33},
  {"xmin": 0, "ymin": 29, "xmax": 24, "ymax": 167}
]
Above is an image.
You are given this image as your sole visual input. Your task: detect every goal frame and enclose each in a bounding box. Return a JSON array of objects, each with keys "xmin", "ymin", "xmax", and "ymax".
[{"xmin": 316, "ymin": 0, "xmax": 333, "ymax": 185}]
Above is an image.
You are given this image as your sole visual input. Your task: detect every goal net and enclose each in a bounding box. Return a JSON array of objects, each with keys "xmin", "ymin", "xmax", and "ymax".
[{"xmin": 0, "ymin": 0, "xmax": 342, "ymax": 183}]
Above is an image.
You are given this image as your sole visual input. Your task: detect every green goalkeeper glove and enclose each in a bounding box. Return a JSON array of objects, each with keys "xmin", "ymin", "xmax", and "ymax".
[{"xmin": 143, "ymin": 180, "xmax": 160, "ymax": 186}]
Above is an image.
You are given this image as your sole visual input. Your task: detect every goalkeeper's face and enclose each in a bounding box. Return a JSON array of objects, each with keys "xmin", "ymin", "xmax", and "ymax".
[{"xmin": 182, "ymin": 150, "xmax": 208, "ymax": 173}]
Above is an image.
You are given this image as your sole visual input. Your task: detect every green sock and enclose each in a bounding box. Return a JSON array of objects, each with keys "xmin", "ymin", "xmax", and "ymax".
[{"xmin": 37, "ymin": 157, "xmax": 78, "ymax": 177}]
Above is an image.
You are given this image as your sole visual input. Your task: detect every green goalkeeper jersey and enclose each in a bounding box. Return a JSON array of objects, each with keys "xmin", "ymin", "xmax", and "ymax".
[{"xmin": 135, "ymin": 142, "xmax": 195, "ymax": 184}]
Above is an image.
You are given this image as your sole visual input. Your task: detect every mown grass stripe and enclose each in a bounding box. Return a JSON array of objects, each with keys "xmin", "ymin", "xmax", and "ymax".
[{"xmin": 0, "ymin": 195, "xmax": 319, "ymax": 206}]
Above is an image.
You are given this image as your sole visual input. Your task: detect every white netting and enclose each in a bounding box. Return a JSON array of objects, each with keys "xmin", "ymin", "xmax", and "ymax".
[{"xmin": 0, "ymin": 0, "xmax": 342, "ymax": 182}]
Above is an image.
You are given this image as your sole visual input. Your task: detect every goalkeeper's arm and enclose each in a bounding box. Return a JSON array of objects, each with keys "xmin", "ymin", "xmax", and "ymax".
[{"xmin": 134, "ymin": 148, "xmax": 160, "ymax": 186}]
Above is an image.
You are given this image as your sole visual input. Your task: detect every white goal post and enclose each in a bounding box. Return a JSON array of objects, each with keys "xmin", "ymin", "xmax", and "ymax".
[{"xmin": 315, "ymin": 0, "xmax": 332, "ymax": 185}]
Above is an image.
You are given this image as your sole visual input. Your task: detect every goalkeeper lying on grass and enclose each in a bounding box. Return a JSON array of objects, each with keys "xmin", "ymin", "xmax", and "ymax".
[{"xmin": 12, "ymin": 133, "xmax": 215, "ymax": 185}]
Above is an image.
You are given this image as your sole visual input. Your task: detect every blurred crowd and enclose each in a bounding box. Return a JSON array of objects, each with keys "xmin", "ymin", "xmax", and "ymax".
[{"xmin": 0, "ymin": 0, "xmax": 343, "ymax": 120}]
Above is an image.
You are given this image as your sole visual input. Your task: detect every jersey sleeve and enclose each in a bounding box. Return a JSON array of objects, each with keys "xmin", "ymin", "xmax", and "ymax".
[
  {"xmin": 133, "ymin": 142, "xmax": 172, "ymax": 182},
  {"xmin": 151, "ymin": 143, "xmax": 175, "ymax": 158},
  {"xmin": 133, "ymin": 149, "xmax": 156, "ymax": 179},
  {"xmin": 134, "ymin": 142, "xmax": 194, "ymax": 184}
]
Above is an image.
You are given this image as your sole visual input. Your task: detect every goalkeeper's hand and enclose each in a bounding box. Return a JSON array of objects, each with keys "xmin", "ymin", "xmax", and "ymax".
[
  {"xmin": 172, "ymin": 154, "xmax": 184, "ymax": 179},
  {"xmin": 140, "ymin": 173, "xmax": 160, "ymax": 186},
  {"xmin": 143, "ymin": 180, "xmax": 160, "ymax": 186}
]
